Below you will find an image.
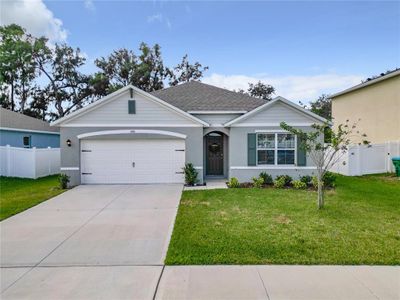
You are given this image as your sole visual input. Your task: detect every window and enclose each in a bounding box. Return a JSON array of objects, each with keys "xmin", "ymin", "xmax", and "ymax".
[
  {"xmin": 277, "ymin": 134, "xmax": 295, "ymax": 165},
  {"xmin": 257, "ymin": 133, "xmax": 296, "ymax": 165},
  {"xmin": 257, "ymin": 134, "xmax": 275, "ymax": 165},
  {"xmin": 23, "ymin": 136, "xmax": 31, "ymax": 148}
]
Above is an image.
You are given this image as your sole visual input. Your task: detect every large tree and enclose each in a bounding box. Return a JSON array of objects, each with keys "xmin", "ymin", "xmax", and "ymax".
[
  {"xmin": 34, "ymin": 44, "xmax": 96, "ymax": 120},
  {"xmin": 236, "ymin": 81, "xmax": 275, "ymax": 101},
  {"xmin": 308, "ymin": 94, "xmax": 331, "ymax": 120},
  {"xmin": 167, "ymin": 55, "xmax": 208, "ymax": 86},
  {"xmin": 0, "ymin": 24, "xmax": 49, "ymax": 112},
  {"xmin": 94, "ymin": 43, "xmax": 208, "ymax": 94}
]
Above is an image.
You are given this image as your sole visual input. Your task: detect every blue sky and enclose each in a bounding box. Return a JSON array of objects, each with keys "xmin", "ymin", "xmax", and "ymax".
[{"xmin": 3, "ymin": 0, "xmax": 400, "ymax": 101}]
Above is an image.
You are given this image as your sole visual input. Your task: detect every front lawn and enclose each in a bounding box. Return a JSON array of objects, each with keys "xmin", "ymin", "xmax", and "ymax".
[
  {"xmin": 0, "ymin": 175, "xmax": 65, "ymax": 221},
  {"xmin": 166, "ymin": 174, "xmax": 400, "ymax": 265}
]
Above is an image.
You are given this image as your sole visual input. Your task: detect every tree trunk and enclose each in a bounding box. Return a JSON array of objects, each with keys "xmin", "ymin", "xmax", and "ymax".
[{"xmin": 317, "ymin": 176, "xmax": 324, "ymax": 209}]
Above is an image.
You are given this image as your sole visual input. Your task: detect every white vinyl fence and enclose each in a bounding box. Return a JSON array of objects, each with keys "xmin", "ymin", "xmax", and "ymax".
[
  {"xmin": 0, "ymin": 145, "xmax": 60, "ymax": 179},
  {"xmin": 329, "ymin": 141, "xmax": 400, "ymax": 176}
]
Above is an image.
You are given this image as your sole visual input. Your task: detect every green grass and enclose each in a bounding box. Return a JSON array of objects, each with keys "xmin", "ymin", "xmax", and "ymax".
[
  {"xmin": 0, "ymin": 175, "xmax": 65, "ymax": 221},
  {"xmin": 166, "ymin": 174, "xmax": 400, "ymax": 265}
]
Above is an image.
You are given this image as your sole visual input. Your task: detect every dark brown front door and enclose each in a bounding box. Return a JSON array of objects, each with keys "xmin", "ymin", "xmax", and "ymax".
[{"xmin": 206, "ymin": 133, "xmax": 224, "ymax": 175}]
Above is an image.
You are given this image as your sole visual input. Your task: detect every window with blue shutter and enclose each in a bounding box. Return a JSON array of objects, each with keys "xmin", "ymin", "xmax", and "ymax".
[{"xmin": 248, "ymin": 133, "xmax": 256, "ymax": 166}]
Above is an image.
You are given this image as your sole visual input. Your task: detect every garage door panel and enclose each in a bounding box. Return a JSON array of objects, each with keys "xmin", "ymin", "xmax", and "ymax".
[{"xmin": 80, "ymin": 139, "xmax": 185, "ymax": 184}]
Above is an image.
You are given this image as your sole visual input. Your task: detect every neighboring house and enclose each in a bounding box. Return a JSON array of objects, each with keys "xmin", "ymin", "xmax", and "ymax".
[
  {"xmin": 52, "ymin": 82, "xmax": 326, "ymax": 186},
  {"xmin": 0, "ymin": 108, "xmax": 60, "ymax": 148},
  {"xmin": 331, "ymin": 69, "xmax": 400, "ymax": 144}
]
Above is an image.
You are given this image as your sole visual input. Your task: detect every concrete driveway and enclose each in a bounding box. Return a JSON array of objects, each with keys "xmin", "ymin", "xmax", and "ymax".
[{"xmin": 1, "ymin": 184, "xmax": 182, "ymax": 299}]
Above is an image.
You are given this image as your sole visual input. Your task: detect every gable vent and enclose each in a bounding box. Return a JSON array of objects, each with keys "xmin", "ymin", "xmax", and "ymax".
[{"xmin": 128, "ymin": 100, "xmax": 136, "ymax": 114}]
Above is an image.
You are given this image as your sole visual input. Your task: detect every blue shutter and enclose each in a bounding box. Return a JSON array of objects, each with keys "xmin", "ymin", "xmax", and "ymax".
[
  {"xmin": 248, "ymin": 133, "xmax": 256, "ymax": 166},
  {"xmin": 297, "ymin": 135, "xmax": 306, "ymax": 166},
  {"xmin": 128, "ymin": 100, "xmax": 136, "ymax": 114}
]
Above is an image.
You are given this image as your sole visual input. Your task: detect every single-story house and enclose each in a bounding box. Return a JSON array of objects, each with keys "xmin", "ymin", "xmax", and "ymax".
[
  {"xmin": 0, "ymin": 108, "xmax": 60, "ymax": 148},
  {"xmin": 52, "ymin": 82, "xmax": 326, "ymax": 186},
  {"xmin": 331, "ymin": 69, "xmax": 400, "ymax": 144}
]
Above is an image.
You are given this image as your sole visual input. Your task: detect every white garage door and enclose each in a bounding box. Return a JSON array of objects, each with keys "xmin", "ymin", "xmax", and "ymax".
[{"xmin": 80, "ymin": 139, "xmax": 185, "ymax": 184}]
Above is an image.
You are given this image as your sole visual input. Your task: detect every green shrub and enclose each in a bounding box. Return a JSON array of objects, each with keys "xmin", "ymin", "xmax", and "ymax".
[
  {"xmin": 323, "ymin": 171, "xmax": 337, "ymax": 188},
  {"xmin": 228, "ymin": 177, "xmax": 240, "ymax": 188},
  {"xmin": 183, "ymin": 163, "xmax": 199, "ymax": 186},
  {"xmin": 259, "ymin": 172, "xmax": 273, "ymax": 185},
  {"xmin": 312, "ymin": 176, "xmax": 319, "ymax": 189},
  {"xmin": 311, "ymin": 172, "xmax": 337, "ymax": 189},
  {"xmin": 273, "ymin": 176, "xmax": 286, "ymax": 188},
  {"xmin": 300, "ymin": 175, "xmax": 312, "ymax": 186},
  {"xmin": 58, "ymin": 173, "xmax": 70, "ymax": 189},
  {"xmin": 275, "ymin": 175, "xmax": 292, "ymax": 186},
  {"xmin": 292, "ymin": 180, "xmax": 307, "ymax": 189},
  {"xmin": 252, "ymin": 176, "xmax": 264, "ymax": 188}
]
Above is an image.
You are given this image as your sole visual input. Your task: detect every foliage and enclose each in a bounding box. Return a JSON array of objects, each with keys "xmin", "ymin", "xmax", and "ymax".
[
  {"xmin": 273, "ymin": 176, "xmax": 286, "ymax": 188},
  {"xmin": 247, "ymin": 81, "xmax": 275, "ymax": 100},
  {"xmin": 292, "ymin": 180, "xmax": 307, "ymax": 189},
  {"xmin": 275, "ymin": 174, "xmax": 292, "ymax": 186},
  {"xmin": 227, "ymin": 177, "xmax": 240, "ymax": 188},
  {"xmin": 58, "ymin": 173, "xmax": 70, "ymax": 189},
  {"xmin": 312, "ymin": 176, "xmax": 319, "ymax": 189},
  {"xmin": 259, "ymin": 172, "xmax": 273, "ymax": 185},
  {"xmin": 95, "ymin": 43, "xmax": 208, "ymax": 94},
  {"xmin": 236, "ymin": 81, "xmax": 275, "ymax": 101},
  {"xmin": 167, "ymin": 54, "xmax": 209, "ymax": 86},
  {"xmin": 280, "ymin": 120, "xmax": 369, "ymax": 209},
  {"xmin": 0, "ymin": 24, "xmax": 49, "ymax": 115},
  {"xmin": 0, "ymin": 24, "xmax": 208, "ymax": 121},
  {"xmin": 183, "ymin": 163, "xmax": 199, "ymax": 186},
  {"xmin": 309, "ymin": 94, "xmax": 331, "ymax": 120},
  {"xmin": 323, "ymin": 171, "xmax": 337, "ymax": 188},
  {"xmin": 300, "ymin": 175, "xmax": 312, "ymax": 186},
  {"xmin": 252, "ymin": 176, "xmax": 264, "ymax": 188},
  {"xmin": 35, "ymin": 44, "xmax": 97, "ymax": 120},
  {"xmin": 0, "ymin": 175, "xmax": 65, "ymax": 220},
  {"xmin": 166, "ymin": 174, "xmax": 400, "ymax": 265}
]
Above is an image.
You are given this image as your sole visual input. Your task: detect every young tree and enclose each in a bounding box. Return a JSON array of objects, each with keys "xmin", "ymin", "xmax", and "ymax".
[{"xmin": 280, "ymin": 120, "xmax": 369, "ymax": 209}]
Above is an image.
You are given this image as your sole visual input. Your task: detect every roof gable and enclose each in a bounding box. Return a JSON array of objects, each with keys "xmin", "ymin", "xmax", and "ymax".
[
  {"xmin": 225, "ymin": 96, "xmax": 328, "ymax": 126},
  {"xmin": 52, "ymin": 85, "xmax": 208, "ymax": 127},
  {"xmin": 150, "ymin": 81, "xmax": 266, "ymax": 112}
]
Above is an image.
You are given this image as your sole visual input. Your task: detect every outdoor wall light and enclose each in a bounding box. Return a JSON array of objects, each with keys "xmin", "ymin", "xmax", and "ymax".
[{"xmin": 66, "ymin": 139, "xmax": 72, "ymax": 147}]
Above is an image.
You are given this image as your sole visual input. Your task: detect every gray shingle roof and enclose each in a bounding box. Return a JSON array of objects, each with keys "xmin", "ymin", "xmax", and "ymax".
[
  {"xmin": 150, "ymin": 81, "xmax": 267, "ymax": 112},
  {"xmin": 0, "ymin": 108, "xmax": 59, "ymax": 133}
]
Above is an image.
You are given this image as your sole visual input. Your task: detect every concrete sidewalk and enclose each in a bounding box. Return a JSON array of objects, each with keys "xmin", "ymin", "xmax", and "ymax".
[{"xmin": 155, "ymin": 265, "xmax": 399, "ymax": 300}]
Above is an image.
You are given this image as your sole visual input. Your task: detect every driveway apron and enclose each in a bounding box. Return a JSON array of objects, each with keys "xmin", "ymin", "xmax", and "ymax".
[{"xmin": 1, "ymin": 184, "xmax": 182, "ymax": 299}]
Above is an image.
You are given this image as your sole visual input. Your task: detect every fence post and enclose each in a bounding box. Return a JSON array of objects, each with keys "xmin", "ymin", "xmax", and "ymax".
[
  {"xmin": 352, "ymin": 145, "xmax": 361, "ymax": 176},
  {"xmin": 32, "ymin": 147, "xmax": 37, "ymax": 179},
  {"xmin": 48, "ymin": 147, "xmax": 51, "ymax": 175},
  {"xmin": 6, "ymin": 145, "xmax": 11, "ymax": 176}
]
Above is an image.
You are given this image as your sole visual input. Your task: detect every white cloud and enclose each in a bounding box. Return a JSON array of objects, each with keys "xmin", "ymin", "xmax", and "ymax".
[
  {"xmin": 203, "ymin": 73, "xmax": 364, "ymax": 102},
  {"xmin": 0, "ymin": 0, "xmax": 68, "ymax": 43},
  {"xmin": 147, "ymin": 13, "xmax": 163, "ymax": 23},
  {"xmin": 147, "ymin": 13, "xmax": 172, "ymax": 29},
  {"xmin": 84, "ymin": 0, "xmax": 95, "ymax": 12}
]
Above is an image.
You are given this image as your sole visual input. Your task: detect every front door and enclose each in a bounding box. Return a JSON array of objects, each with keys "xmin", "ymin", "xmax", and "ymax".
[{"xmin": 206, "ymin": 133, "xmax": 224, "ymax": 176}]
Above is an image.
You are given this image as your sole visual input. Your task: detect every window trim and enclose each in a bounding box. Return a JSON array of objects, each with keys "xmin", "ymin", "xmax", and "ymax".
[
  {"xmin": 256, "ymin": 132, "xmax": 297, "ymax": 166},
  {"xmin": 23, "ymin": 135, "xmax": 31, "ymax": 148}
]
